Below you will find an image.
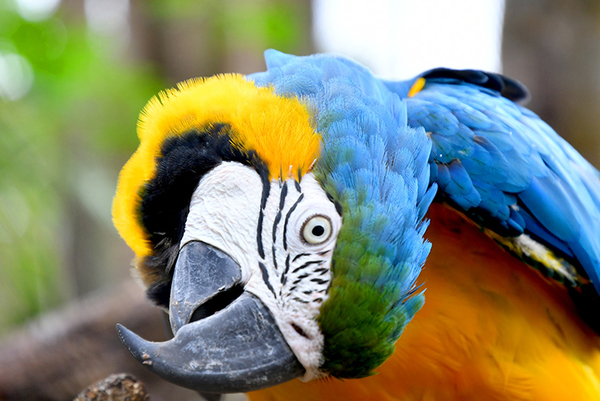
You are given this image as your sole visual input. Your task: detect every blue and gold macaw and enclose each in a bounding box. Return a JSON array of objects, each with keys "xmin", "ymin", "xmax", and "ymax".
[{"xmin": 113, "ymin": 50, "xmax": 600, "ymax": 400}]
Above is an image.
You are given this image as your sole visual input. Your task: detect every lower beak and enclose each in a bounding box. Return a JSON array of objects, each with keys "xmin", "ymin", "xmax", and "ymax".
[{"xmin": 117, "ymin": 241, "xmax": 304, "ymax": 393}]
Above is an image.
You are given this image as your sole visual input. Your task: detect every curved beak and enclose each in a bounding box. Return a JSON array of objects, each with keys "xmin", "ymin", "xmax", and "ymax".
[{"xmin": 117, "ymin": 241, "xmax": 304, "ymax": 393}]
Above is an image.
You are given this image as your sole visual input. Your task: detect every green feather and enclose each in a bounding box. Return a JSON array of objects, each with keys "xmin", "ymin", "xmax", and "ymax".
[{"xmin": 317, "ymin": 198, "xmax": 425, "ymax": 377}]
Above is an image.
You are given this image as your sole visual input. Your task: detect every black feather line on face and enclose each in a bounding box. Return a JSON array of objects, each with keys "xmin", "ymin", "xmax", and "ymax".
[{"xmin": 139, "ymin": 124, "xmax": 269, "ymax": 308}]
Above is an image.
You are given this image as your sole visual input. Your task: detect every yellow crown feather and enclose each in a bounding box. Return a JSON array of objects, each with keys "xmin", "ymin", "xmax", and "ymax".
[{"xmin": 112, "ymin": 74, "xmax": 320, "ymax": 261}]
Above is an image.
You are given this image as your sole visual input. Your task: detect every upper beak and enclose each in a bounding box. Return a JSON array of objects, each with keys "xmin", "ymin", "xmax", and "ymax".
[{"xmin": 117, "ymin": 241, "xmax": 305, "ymax": 393}]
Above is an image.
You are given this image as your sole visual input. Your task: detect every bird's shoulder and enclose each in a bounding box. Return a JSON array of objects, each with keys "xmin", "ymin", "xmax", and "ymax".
[{"xmin": 388, "ymin": 67, "xmax": 600, "ymax": 308}]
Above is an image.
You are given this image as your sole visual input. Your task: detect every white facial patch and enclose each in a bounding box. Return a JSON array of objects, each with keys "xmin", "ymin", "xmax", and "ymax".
[
  {"xmin": 181, "ymin": 162, "xmax": 263, "ymax": 275},
  {"xmin": 181, "ymin": 162, "xmax": 342, "ymax": 381}
]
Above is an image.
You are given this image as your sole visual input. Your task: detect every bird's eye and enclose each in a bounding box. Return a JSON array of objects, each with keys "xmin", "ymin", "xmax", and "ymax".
[{"xmin": 301, "ymin": 215, "xmax": 332, "ymax": 245}]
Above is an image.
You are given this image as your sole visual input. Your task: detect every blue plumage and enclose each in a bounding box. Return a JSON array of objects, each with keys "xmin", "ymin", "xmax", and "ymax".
[
  {"xmin": 400, "ymin": 71, "xmax": 600, "ymax": 291},
  {"xmin": 250, "ymin": 50, "xmax": 600, "ymax": 358}
]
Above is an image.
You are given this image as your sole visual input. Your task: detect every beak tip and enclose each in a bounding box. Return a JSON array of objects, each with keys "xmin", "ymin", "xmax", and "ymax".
[
  {"xmin": 116, "ymin": 323, "xmax": 133, "ymax": 347},
  {"xmin": 116, "ymin": 323, "xmax": 154, "ymax": 366}
]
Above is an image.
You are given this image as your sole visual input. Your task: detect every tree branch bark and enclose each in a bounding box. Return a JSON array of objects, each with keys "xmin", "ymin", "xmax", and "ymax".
[{"xmin": 0, "ymin": 280, "xmax": 200, "ymax": 401}]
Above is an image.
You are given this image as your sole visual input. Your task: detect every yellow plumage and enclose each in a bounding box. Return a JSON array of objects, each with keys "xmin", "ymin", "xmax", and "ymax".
[
  {"xmin": 408, "ymin": 77, "xmax": 426, "ymax": 98},
  {"xmin": 112, "ymin": 74, "xmax": 320, "ymax": 263}
]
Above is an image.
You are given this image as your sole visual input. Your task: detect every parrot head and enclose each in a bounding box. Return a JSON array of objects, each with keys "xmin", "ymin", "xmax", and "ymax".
[{"xmin": 113, "ymin": 51, "xmax": 435, "ymax": 393}]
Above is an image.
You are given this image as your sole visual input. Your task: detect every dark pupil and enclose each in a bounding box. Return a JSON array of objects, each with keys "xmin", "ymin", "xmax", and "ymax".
[{"xmin": 311, "ymin": 225, "xmax": 325, "ymax": 237}]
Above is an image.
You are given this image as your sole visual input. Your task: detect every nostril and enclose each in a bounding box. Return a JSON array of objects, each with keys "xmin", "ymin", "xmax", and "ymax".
[{"xmin": 189, "ymin": 284, "xmax": 245, "ymax": 323}]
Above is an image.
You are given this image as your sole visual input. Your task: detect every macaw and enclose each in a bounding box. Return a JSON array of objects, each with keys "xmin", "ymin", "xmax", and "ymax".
[{"xmin": 112, "ymin": 50, "xmax": 600, "ymax": 401}]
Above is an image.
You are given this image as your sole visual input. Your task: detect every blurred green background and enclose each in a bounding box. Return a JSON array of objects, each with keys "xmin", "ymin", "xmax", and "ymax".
[
  {"xmin": 0, "ymin": 0, "xmax": 313, "ymax": 336},
  {"xmin": 1, "ymin": 1, "xmax": 600, "ymax": 397}
]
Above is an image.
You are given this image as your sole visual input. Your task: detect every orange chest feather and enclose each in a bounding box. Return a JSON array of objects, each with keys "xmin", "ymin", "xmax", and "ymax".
[{"xmin": 249, "ymin": 204, "xmax": 600, "ymax": 401}]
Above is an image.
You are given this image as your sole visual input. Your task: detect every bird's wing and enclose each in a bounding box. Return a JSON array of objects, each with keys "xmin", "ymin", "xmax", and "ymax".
[{"xmin": 384, "ymin": 69, "xmax": 600, "ymax": 297}]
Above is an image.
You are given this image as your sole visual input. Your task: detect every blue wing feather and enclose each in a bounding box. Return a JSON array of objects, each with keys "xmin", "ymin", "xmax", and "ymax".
[{"xmin": 390, "ymin": 70, "xmax": 600, "ymax": 293}]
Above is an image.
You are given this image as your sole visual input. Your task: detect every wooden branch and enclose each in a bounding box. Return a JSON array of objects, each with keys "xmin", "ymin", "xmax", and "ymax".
[
  {"xmin": 0, "ymin": 279, "xmax": 200, "ymax": 401},
  {"xmin": 74, "ymin": 374, "xmax": 149, "ymax": 401}
]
